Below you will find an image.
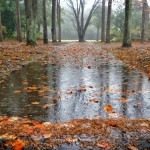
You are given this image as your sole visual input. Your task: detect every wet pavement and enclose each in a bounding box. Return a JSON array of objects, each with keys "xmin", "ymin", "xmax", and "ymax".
[{"xmin": 0, "ymin": 43, "xmax": 150, "ymax": 123}]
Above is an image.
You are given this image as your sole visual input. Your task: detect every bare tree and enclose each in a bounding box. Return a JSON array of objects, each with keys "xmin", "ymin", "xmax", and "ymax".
[
  {"xmin": 106, "ymin": 0, "xmax": 112, "ymax": 43},
  {"xmin": 66, "ymin": 0, "xmax": 100, "ymax": 42},
  {"xmin": 101, "ymin": 0, "xmax": 105, "ymax": 42},
  {"xmin": 52, "ymin": 0, "xmax": 57, "ymax": 42},
  {"xmin": 16, "ymin": 0, "xmax": 22, "ymax": 42},
  {"xmin": 24, "ymin": 0, "xmax": 38, "ymax": 46},
  {"xmin": 43, "ymin": 0, "xmax": 48, "ymax": 44},
  {"xmin": 141, "ymin": 0, "xmax": 149, "ymax": 43},
  {"xmin": 122, "ymin": 0, "xmax": 132, "ymax": 47}
]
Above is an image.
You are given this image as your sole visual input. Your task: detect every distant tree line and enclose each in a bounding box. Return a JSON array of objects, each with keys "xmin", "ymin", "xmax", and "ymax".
[{"xmin": 0, "ymin": 0, "xmax": 149, "ymax": 47}]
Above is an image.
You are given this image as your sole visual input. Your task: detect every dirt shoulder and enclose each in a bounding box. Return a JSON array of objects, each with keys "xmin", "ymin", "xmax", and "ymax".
[{"xmin": 98, "ymin": 41, "xmax": 150, "ymax": 78}]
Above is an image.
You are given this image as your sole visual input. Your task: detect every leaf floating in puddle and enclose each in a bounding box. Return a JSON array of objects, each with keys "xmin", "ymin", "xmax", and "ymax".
[
  {"xmin": 66, "ymin": 91, "xmax": 73, "ymax": 95},
  {"xmin": 13, "ymin": 90, "xmax": 22, "ymax": 93},
  {"xmin": 104, "ymin": 105, "xmax": 113, "ymax": 113},
  {"xmin": 89, "ymin": 85, "xmax": 93, "ymax": 88},
  {"xmin": 90, "ymin": 99, "xmax": 100, "ymax": 103},
  {"xmin": 53, "ymin": 97, "xmax": 61, "ymax": 101},
  {"xmin": 42, "ymin": 104, "xmax": 55, "ymax": 108},
  {"xmin": 32, "ymin": 101, "xmax": 40, "ymax": 105},
  {"xmin": 121, "ymin": 98, "xmax": 128, "ymax": 103},
  {"xmin": 87, "ymin": 65, "xmax": 91, "ymax": 69}
]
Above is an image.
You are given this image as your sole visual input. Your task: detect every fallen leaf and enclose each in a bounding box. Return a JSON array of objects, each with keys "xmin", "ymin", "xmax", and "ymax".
[
  {"xmin": 89, "ymin": 85, "xmax": 93, "ymax": 88},
  {"xmin": 32, "ymin": 101, "xmax": 40, "ymax": 105},
  {"xmin": 87, "ymin": 66, "xmax": 91, "ymax": 69},
  {"xmin": 22, "ymin": 81, "xmax": 28, "ymax": 85},
  {"xmin": 121, "ymin": 97, "xmax": 128, "ymax": 103},
  {"xmin": 0, "ymin": 133, "xmax": 16, "ymax": 140},
  {"xmin": 96, "ymin": 142, "xmax": 111, "ymax": 149},
  {"xmin": 13, "ymin": 90, "xmax": 22, "ymax": 93},
  {"xmin": 127, "ymin": 144, "xmax": 138, "ymax": 150},
  {"xmin": 26, "ymin": 86, "xmax": 38, "ymax": 91},
  {"xmin": 104, "ymin": 105, "xmax": 113, "ymax": 113},
  {"xmin": 43, "ymin": 133, "xmax": 52, "ymax": 138},
  {"xmin": 66, "ymin": 91, "xmax": 73, "ymax": 94},
  {"xmin": 90, "ymin": 99, "xmax": 100, "ymax": 103},
  {"xmin": 42, "ymin": 103, "xmax": 55, "ymax": 108},
  {"xmin": 53, "ymin": 97, "xmax": 61, "ymax": 101},
  {"xmin": 13, "ymin": 139, "xmax": 25, "ymax": 150},
  {"xmin": 43, "ymin": 95, "xmax": 52, "ymax": 99}
]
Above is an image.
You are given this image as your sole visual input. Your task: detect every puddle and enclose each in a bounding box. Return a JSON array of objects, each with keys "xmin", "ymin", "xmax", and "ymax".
[{"xmin": 0, "ymin": 45, "xmax": 150, "ymax": 123}]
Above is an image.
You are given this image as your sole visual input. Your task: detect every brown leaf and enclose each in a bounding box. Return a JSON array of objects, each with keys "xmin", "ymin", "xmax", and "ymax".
[
  {"xmin": 96, "ymin": 142, "xmax": 111, "ymax": 149},
  {"xmin": 42, "ymin": 103, "xmax": 55, "ymax": 108},
  {"xmin": 53, "ymin": 97, "xmax": 61, "ymax": 101},
  {"xmin": 90, "ymin": 99, "xmax": 100, "ymax": 103},
  {"xmin": 13, "ymin": 90, "xmax": 22, "ymax": 93}
]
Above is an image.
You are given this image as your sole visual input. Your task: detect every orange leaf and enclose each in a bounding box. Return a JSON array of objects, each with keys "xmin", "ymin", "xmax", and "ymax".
[
  {"xmin": 12, "ymin": 139, "xmax": 25, "ymax": 150},
  {"xmin": 104, "ymin": 105, "xmax": 113, "ymax": 113},
  {"xmin": 121, "ymin": 98, "xmax": 128, "ymax": 103}
]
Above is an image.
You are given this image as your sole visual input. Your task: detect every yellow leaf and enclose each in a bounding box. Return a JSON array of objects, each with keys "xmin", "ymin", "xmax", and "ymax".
[{"xmin": 32, "ymin": 101, "xmax": 40, "ymax": 105}]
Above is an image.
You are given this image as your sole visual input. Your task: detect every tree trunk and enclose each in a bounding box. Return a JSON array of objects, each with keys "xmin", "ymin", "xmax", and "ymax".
[
  {"xmin": 122, "ymin": 0, "xmax": 132, "ymax": 47},
  {"xmin": 52, "ymin": 0, "xmax": 57, "ymax": 42},
  {"xmin": 42, "ymin": 0, "xmax": 48, "ymax": 44},
  {"xmin": 141, "ymin": 0, "xmax": 149, "ymax": 43},
  {"xmin": 106, "ymin": 0, "xmax": 112, "ymax": 43},
  {"xmin": 24, "ymin": 0, "xmax": 37, "ymax": 46},
  {"xmin": 16, "ymin": 0, "xmax": 22, "ymax": 42},
  {"xmin": 57, "ymin": 0, "xmax": 61, "ymax": 42},
  {"xmin": 97, "ymin": 27, "xmax": 100, "ymax": 41},
  {"xmin": 0, "ymin": 11, "xmax": 3, "ymax": 42},
  {"xmin": 101, "ymin": 0, "xmax": 106, "ymax": 42}
]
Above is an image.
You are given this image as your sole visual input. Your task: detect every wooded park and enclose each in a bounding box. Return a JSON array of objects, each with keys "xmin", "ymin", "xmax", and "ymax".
[{"xmin": 0, "ymin": 0, "xmax": 150, "ymax": 149}]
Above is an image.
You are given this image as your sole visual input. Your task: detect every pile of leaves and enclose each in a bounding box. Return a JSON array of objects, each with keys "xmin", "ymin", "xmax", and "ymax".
[
  {"xmin": 0, "ymin": 116, "xmax": 149, "ymax": 149},
  {"xmin": 0, "ymin": 40, "xmax": 57, "ymax": 80},
  {"xmin": 99, "ymin": 41, "xmax": 150, "ymax": 78}
]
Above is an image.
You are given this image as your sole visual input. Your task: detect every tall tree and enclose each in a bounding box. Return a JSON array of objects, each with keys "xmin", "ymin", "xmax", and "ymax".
[
  {"xmin": 42, "ymin": 0, "xmax": 48, "ymax": 44},
  {"xmin": 66, "ymin": 0, "xmax": 100, "ymax": 42},
  {"xmin": 101, "ymin": 0, "xmax": 106, "ymax": 42},
  {"xmin": 0, "ymin": 11, "xmax": 3, "ymax": 42},
  {"xmin": 57, "ymin": 0, "xmax": 61, "ymax": 42},
  {"xmin": 0, "ymin": 0, "xmax": 4, "ymax": 42},
  {"xmin": 24, "ymin": 0, "xmax": 38, "ymax": 46},
  {"xmin": 52, "ymin": 0, "xmax": 57, "ymax": 42},
  {"xmin": 106, "ymin": 0, "xmax": 112, "ymax": 43},
  {"xmin": 16, "ymin": 0, "xmax": 22, "ymax": 42},
  {"xmin": 122, "ymin": 0, "xmax": 132, "ymax": 47},
  {"xmin": 141, "ymin": 0, "xmax": 149, "ymax": 43}
]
